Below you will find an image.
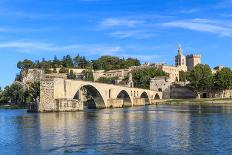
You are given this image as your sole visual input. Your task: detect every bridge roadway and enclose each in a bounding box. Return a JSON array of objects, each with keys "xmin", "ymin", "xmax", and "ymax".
[{"xmin": 34, "ymin": 76, "xmax": 162, "ymax": 112}]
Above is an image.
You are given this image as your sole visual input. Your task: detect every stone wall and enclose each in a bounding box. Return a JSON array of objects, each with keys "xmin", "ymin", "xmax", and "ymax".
[
  {"xmin": 108, "ymin": 99, "xmax": 123, "ymax": 108},
  {"xmin": 133, "ymin": 98, "xmax": 146, "ymax": 106},
  {"xmin": 150, "ymin": 77, "xmax": 172, "ymax": 99},
  {"xmin": 210, "ymin": 90, "xmax": 232, "ymax": 98},
  {"xmin": 55, "ymin": 99, "xmax": 83, "ymax": 111},
  {"xmin": 39, "ymin": 77, "xmax": 56, "ymax": 112},
  {"xmin": 170, "ymin": 85, "xmax": 196, "ymax": 99},
  {"xmin": 39, "ymin": 77, "xmax": 84, "ymax": 112}
]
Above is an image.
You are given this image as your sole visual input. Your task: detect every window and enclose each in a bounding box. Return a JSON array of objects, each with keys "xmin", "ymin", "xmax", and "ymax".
[{"xmin": 109, "ymin": 89, "xmax": 111, "ymax": 98}]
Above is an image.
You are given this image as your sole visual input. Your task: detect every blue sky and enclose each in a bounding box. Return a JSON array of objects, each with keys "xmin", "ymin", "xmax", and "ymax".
[{"xmin": 1, "ymin": 0, "xmax": 232, "ymax": 87}]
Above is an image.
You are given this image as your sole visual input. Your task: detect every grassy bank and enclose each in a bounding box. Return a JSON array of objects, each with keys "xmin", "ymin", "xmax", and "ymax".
[
  {"xmin": 157, "ymin": 98, "xmax": 232, "ymax": 105},
  {"xmin": 0, "ymin": 104, "xmax": 26, "ymax": 109}
]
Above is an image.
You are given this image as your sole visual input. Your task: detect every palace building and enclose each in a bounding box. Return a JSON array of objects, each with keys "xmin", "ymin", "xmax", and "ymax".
[{"xmin": 186, "ymin": 54, "xmax": 202, "ymax": 71}]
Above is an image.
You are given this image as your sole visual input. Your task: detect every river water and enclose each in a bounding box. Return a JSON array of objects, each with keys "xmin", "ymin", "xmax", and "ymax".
[{"xmin": 1, "ymin": 105, "xmax": 232, "ymax": 155}]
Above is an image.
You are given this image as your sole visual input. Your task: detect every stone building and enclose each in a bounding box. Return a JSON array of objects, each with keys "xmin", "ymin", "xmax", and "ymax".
[
  {"xmin": 186, "ymin": 54, "xmax": 201, "ymax": 71},
  {"xmin": 102, "ymin": 69, "xmax": 131, "ymax": 79},
  {"xmin": 211, "ymin": 65, "xmax": 224, "ymax": 74},
  {"xmin": 97, "ymin": 45, "xmax": 201, "ymax": 83},
  {"xmin": 150, "ymin": 76, "xmax": 172, "ymax": 98},
  {"xmin": 92, "ymin": 68, "xmax": 132, "ymax": 85}
]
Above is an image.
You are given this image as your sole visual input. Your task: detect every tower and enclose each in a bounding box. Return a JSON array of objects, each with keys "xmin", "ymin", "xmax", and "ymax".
[
  {"xmin": 186, "ymin": 54, "xmax": 201, "ymax": 71},
  {"xmin": 175, "ymin": 44, "xmax": 186, "ymax": 67},
  {"xmin": 174, "ymin": 44, "xmax": 188, "ymax": 73}
]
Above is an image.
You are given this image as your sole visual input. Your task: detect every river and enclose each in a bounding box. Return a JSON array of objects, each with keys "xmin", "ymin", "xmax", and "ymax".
[{"xmin": 1, "ymin": 105, "xmax": 232, "ymax": 154}]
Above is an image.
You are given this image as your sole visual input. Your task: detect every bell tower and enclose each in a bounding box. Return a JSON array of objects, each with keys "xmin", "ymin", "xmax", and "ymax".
[
  {"xmin": 175, "ymin": 44, "xmax": 186, "ymax": 67},
  {"xmin": 175, "ymin": 44, "xmax": 187, "ymax": 73}
]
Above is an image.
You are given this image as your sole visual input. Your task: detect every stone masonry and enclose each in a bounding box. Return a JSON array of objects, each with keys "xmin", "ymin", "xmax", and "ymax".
[{"xmin": 34, "ymin": 76, "xmax": 162, "ymax": 112}]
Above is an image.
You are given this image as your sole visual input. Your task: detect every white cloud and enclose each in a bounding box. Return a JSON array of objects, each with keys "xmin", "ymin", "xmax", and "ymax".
[
  {"xmin": 110, "ymin": 30, "xmax": 153, "ymax": 39},
  {"xmin": 162, "ymin": 18, "xmax": 232, "ymax": 37},
  {"xmin": 0, "ymin": 40, "xmax": 123, "ymax": 55},
  {"xmin": 100, "ymin": 18, "xmax": 143, "ymax": 28},
  {"xmin": 0, "ymin": 27, "xmax": 55, "ymax": 33}
]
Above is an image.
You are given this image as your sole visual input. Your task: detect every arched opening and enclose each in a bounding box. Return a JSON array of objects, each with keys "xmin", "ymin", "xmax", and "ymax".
[
  {"xmin": 117, "ymin": 90, "xmax": 132, "ymax": 107},
  {"xmin": 140, "ymin": 92, "xmax": 150, "ymax": 105},
  {"xmin": 154, "ymin": 93, "xmax": 160, "ymax": 99},
  {"xmin": 201, "ymin": 93, "xmax": 207, "ymax": 98},
  {"xmin": 73, "ymin": 85, "xmax": 106, "ymax": 109},
  {"xmin": 158, "ymin": 88, "xmax": 162, "ymax": 92}
]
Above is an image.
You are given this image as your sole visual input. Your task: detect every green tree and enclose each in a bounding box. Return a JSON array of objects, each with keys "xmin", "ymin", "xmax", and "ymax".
[
  {"xmin": 93, "ymin": 56, "xmax": 141, "ymax": 71},
  {"xmin": 74, "ymin": 55, "xmax": 90, "ymax": 69},
  {"xmin": 40, "ymin": 58, "xmax": 52, "ymax": 69},
  {"xmin": 62, "ymin": 55, "xmax": 74, "ymax": 68},
  {"xmin": 92, "ymin": 56, "xmax": 122, "ymax": 71},
  {"xmin": 28, "ymin": 81, "xmax": 40, "ymax": 102},
  {"xmin": 17, "ymin": 59, "xmax": 34, "ymax": 70},
  {"xmin": 52, "ymin": 68, "xmax": 57, "ymax": 73},
  {"xmin": 59, "ymin": 67, "xmax": 69, "ymax": 73},
  {"xmin": 132, "ymin": 68, "xmax": 167, "ymax": 89},
  {"xmin": 188, "ymin": 64, "xmax": 213, "ymax": 98},
  {"xmin": 3, "ymin": 82, "xmax": 25, "ymax": 104},
  {"xmin": 97, "ymin": 77, "xmax": 118, "ymax": 84},
  {"xmin": 52, "ymin": 55, "xmax": 61, "ymax": 68},
  {"xmin": 82, "ymin": 69, "xmax": 94, "ymax": 81},
  {"xmin": 179, "ymin": 71, "xmax": 189, "ymax": 82},
  {"xmin": 73, "ymin": 54, "xmax": 81, "ymax": 68},
  {"xmin": 44, "ymin": 68, "xmax": 52, "ymax": 74},
  {"xmin": 122, "ymin": 58, "xmax": 140, "ymax": 68},
  {"xmin": 67, "ymin": 70, "xmax": 77, "ymax": 80},
  {"xmin": 33, "ymin": 60, "xmax": 41, "ymax": 68},
  {"xmin": 214, "ymin": 67, "xmax": 232, "ymax": 97}
]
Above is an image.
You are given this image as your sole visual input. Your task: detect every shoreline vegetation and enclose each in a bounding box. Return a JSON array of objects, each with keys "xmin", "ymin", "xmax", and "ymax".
[
  {"xmin": 0, "ymin": 104, "xmax": 26, "ymax": 109},
  {"xmin": 157, "ymin": 98, "xmax": 232, "ymax": 105}
]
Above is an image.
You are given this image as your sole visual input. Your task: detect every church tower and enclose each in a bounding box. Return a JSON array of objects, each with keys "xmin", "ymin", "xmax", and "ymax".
[
  {"xmin": 175, "ymin": 44, "xmax": 186, "ymax": 67},
  {"xmin": 175, "ymin": 44, "xmax": 187, "ymax": 72}
]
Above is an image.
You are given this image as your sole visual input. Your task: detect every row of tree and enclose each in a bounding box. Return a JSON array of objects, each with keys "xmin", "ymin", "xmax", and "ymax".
[
  {"xmin": 17, "ymin": 55, "xmax": 140, "ymax": 72},
  {"xmin": 0, "ymin": 81, "xmax": 40, "ymax": 105},
  {"xmin": 179, "ymin": 64, "xmax": 232, "ymax": 97}
]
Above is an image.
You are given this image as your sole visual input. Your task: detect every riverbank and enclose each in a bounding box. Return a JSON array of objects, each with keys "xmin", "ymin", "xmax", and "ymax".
[
  {"xmin": 0, "ymin": 104, "xmax": 25, "ymax": 109},
  {"xmin": 156, "ymin": 98, "xmax": 232, "ymax": 105}
]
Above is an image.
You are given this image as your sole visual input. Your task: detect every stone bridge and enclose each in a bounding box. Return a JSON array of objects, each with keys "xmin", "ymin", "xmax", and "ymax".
[{"xmin": 35, "ymin": 76, "xmax": 162, "ymax": 112}]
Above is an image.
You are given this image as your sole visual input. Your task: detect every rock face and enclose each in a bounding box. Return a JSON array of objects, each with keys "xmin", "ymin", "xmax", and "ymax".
[{"xmin": 22, "ymin": 69, "xmax": 44, "ymax": 84}]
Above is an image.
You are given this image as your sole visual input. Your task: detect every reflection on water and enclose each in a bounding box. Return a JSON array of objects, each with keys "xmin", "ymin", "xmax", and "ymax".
[{"xmin": 1, "ymin": 105, "xmax": 232, "ymax": 154}]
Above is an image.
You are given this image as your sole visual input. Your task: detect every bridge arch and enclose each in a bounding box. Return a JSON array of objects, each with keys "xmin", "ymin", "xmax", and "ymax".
[
  {"xmin": 140, "ymin": 92, "xmax": 150, "ymax": 104},
  {"xmin": 154, "ymin": 93, "xmax": 161, "ymax": 99},
  {"xmin": 73, "ymin": 84, "xmax": 107, "ymax": 109},
  {"xmin": 117, "ymin": 90, "xmax": 133, "ymax": 107}
]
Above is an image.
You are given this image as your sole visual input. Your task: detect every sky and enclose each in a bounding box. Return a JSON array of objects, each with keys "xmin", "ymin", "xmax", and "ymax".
[{"xmin": 1, "ymin": 0, "xmax": 232, "ymax": 87}]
